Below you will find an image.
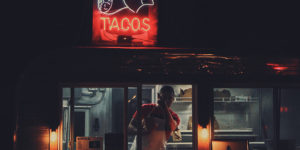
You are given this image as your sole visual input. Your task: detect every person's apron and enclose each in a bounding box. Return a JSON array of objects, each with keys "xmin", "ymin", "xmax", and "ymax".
[{"xmin": 130, "ymin": 117, "xmax": 167, "ymax": 150}]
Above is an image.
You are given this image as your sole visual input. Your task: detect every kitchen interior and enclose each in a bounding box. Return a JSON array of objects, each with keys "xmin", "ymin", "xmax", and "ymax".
[
  {"xmin": 213, "ymin": 88, "xmax": 274, "ymax": 150},
  {"xmin": 61, "ymin": 86, "xmax": 300, "ymax": 150},
  {"xmin": 213, "ymin": 88, "xmax": 300, "ymax": 150},
  {"xmin": 61, "ymin": 85, "xmax": 194, "ymax": 150},
  {"xmin": 127, "ymin": 85, "xmax": 194, "ymax": 150}
]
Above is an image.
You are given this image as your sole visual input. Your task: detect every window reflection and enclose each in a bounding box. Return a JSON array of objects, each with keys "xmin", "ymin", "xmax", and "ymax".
[
  {"xmin": 213, "ymin": 88, "xmax": 274, "ymax": 150},
  {"xmin": 62, "ymin": 87, "xmax": 124, "ymax": 150},
  {"xmin": 280, "ymin": 89, "xmax": 300, "ymax": 150}
]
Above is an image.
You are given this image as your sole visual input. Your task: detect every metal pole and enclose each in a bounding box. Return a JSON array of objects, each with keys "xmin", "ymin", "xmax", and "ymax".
[
  {"xmin": 70, "ymin": 88, "xmax": 75, "ymax": 150},
  {"xmin": 273, "ymin": 88, "xmax": 281, "ymax": 150},
  {"xmin": 137, "ymin": 84, "xmax": 142, "ymax": 150},
  {"xmin": 192, "ymin": 84, "xmax": 198, "ymax": 150},
  {"xmin": 124, "ymin": 87, "xmax": 128, "ymax": 150}
]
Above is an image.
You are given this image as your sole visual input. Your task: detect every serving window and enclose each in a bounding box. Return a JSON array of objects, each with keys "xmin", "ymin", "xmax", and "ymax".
[
  {"xmin": 60, "ymin": 84, "xmax": 194, "ymax": 150},
  {"xmin": 127, "ymin": 84, "xmax": 193, "ymax": 150},
  {"xmin": 213, "ymin": 88, "xmax": 274, "ymax": 150},
  {"xmin": 59, "ymin": 85, "xmax": 300, "ymax": 150},
  {"xmin": 61, "ymin": 87, "xmax": 125, "ymax": 150}
]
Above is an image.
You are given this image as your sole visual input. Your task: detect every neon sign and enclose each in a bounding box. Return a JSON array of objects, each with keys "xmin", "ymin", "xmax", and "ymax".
[
  {"xmin": 98, "ymin": 0, "xmax": 154, "ymax": 15},
  {"xmin": 92, "ymin": 0, "xmax": 157, "ymax": 46},
  {"xmin": 100, "ymin": 17, "xmax": 150, "ymax": 32}
]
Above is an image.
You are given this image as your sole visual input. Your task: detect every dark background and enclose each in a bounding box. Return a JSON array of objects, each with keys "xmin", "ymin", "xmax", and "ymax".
[{"xmin": 3, "ymin": 0, "xmax": 300, "ymax": 149}]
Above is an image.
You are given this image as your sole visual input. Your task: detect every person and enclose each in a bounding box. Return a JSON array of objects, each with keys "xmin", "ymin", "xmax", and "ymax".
[{"xmin": 128, "ymin": 85, "xmax": 180, "ymax": 150}]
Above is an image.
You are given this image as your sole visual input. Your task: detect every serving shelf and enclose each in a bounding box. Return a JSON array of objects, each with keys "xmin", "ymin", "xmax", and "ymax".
[{"xmin": 214, "ymin": 96, "xmax": 259, "ymax": 102}]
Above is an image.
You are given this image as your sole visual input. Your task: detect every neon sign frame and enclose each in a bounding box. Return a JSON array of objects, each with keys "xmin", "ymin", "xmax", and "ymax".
[{"xmin": 92, "ymin": 0, "xmax": 157, "ymax": 46}]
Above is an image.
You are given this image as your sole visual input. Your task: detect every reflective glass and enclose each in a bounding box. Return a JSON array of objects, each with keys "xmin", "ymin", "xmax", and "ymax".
[
  {"xmin": 280, "ymin": 89, "xmax": 300, "ymax": 150},
  {"xmin": 213, "ymin": 88, "xmax": 274, "ymax": 150}
]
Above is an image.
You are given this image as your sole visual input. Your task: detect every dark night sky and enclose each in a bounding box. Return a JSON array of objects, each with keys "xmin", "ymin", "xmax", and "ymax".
[
  {"xmin": 3, "ymin": 1, "xmax": 299, "ymax": 54},
  {"xmin": 2, "ymin": 1, "xmax": 300, "ymax": 149},
  {"xmin": 3, "ymin": 1, "xmax": 298, "ymax": 84}
]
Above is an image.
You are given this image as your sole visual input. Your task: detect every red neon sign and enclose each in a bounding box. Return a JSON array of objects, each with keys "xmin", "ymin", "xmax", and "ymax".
[
  {"xmin": 92, "ymin": 0, "xmax": 157, "ymax": 46},
  {"xmin": 100, "ymin": 17, "xmax": 150, "ymax": 32}
]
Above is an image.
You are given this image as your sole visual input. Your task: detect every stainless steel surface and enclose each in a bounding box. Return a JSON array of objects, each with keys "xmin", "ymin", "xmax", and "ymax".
[
  {"xmin": 249, "ymin": 141, "xmax": 265, "ymax": 145},
  {"xmin": 215, "ymin": 129, "xmax": 253, "ymax": 133},
  {"xmin": 74, "ymin": 105, "xmax": 92, "ymax": 108},
  {"xmin": 167, "ymin": 142, "xmax": 193, "ymax": 148}
]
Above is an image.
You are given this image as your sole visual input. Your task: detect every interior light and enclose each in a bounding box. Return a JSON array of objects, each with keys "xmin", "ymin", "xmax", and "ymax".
[
  {"xmin": 50, "ymin": 130, "xmax": 57, "ymax": 142},
  {"xmin": 198, "ymin": 124, "xmax": 210, "ymax": 150},
  {"xmin": 13, "ymin": 132, "xmax": 17, "ymax": 143},
  {"xmin": 200, "ymin": 128, "xmax": 209, "ymax": 139}
]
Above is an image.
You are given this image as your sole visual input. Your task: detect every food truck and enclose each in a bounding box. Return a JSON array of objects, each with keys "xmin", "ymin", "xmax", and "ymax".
[{"xmin": 12, "ymin": 0, "xmax": 300, "ymax": 150}]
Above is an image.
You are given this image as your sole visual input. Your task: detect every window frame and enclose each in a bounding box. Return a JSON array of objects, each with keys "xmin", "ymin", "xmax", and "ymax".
[{"xmin": 59, "ymin": 83, "xmax": 196, "ymax": 150}]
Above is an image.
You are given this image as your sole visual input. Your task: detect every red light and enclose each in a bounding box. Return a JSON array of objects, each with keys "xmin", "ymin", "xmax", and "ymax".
[
  {"xmin": 280, "ymin": 106, "xmax": 289, "ymax": 112},
  {"xmin": 266, "ymin": 63, "xmax": 289, "ymax": 71},
  {"xmin": 280, "ymin": 107, "xmax": 284, "ymax": 112},
  {"xmin": 100, "ymin": 17, "xmax": 151, "ymax": 33},
  {"xmin": 284, "ymin": 107, "xmax": 288, "ymax": 112},
  {"xmin": 273, "ymin": 66, "xmax": 288, "ymax": 71},
  {"xmin": 266, "ymin": 63, "xmax": 279, "ymax": 67},
  {"xmin": 121, "ymin": 18, "xmax": 130, "ymax": 31},
  {"xmin": 109, "ymin": 17, "xmax": 120, "ymax": 31},
  {"xmin": 92, "ymin": 0, "xmax": 157, "ymax": 46}
]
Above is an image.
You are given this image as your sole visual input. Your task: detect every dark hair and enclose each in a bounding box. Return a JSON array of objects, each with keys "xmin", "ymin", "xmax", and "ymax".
[{"xmin": 159, "ymin": 86, "xmax": 175, "ymax": 99}]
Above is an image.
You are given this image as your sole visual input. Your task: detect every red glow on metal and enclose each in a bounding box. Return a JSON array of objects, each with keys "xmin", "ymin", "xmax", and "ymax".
[
  {"xmin": 280, "ymin": 107, "xmax": 283, "ymax": 112},
  {"xmin": 266, "ymin": 63, "xmax": 279, "ymax": 67},
  {"xmin": 273, "ymin": 66, "xmax": 288, "ymax": 71},
  {"xmin": 266, "ymin": 63, "xmax": 289, "ymax": 71},
  {"xmin": 284, "ymin": 107, "xmax": 288, "ymax": 112}
]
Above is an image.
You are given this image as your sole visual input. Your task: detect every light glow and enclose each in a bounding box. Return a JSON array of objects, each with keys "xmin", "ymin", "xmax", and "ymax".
[
  {"xmin": 131, "ymin": 17, "xmax": 140, "ymax": 32},
  {"xmin": 273, "ymin": 66, "xmax": 288, "ymax": 71},
  {"xmin": 280, "ymin": 106, "xmax": 284, "ymax": 112},
  {"xmin": 93, "ymin": 0, "xmax": 157, "ymax": 45},
  {"xmin": 109, "ymin": 17, "xmax": 120, "ymax": 31},
  {"xmin": 200, "ymin": 128, "xmax": 209, "ymax": 139},
  {"xmin": 280, "ymin": 106, "xmax": 288, "ymax": 112},
  {"xmin": 100, "ymin": 17, "xmax": 110, "ymax": 30},
  {"xmin": 13, "ymin": 132, "xmax": 17, "ymax": 143},
  {"xmin": 142, "ymin": 18, "xmax": 150, "ymax": 31},
  {"xmin": 121, "ymin": 18, "xmax": 130, "ymax": 31},
  {"xmin": 198, "ymin": 124, "xmax": 210, "ymax": 150},
  {"xmin": 266, "ymin": 63, "xmax": 289, "ymax": 71},
  {"xmin": 100, "ymin": 17, "xmax": 151, "ymax": 32},
  {"xmin": 50, "ymin": 131, "xmax": 57, "ymax": 142}
]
